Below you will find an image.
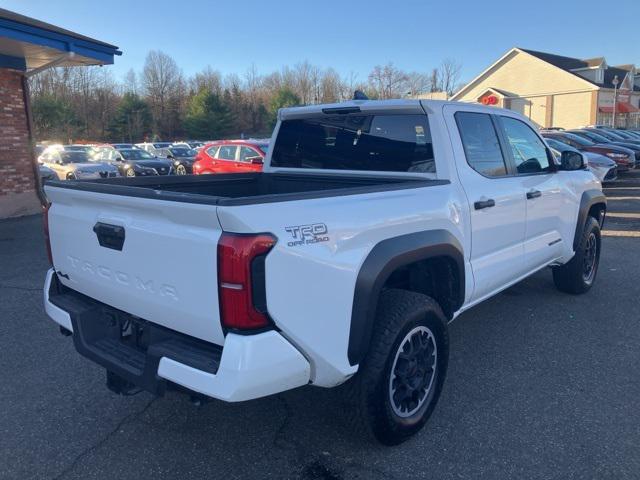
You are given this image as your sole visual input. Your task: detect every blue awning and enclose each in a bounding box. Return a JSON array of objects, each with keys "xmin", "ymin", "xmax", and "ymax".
[{"xmin": 0, "ymin": 8, "xmax": 121, "ymax": 72}]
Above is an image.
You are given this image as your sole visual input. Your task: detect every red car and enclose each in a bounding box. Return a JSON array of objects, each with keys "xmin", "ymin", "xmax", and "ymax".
[{"xmin": 192, "ymin": 139, "xmax": 269, "ymax": 174}]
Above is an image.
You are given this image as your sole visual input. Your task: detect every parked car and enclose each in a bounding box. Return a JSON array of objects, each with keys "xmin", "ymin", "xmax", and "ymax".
[
  {"xmin": 585, "ymin": 128, "xmax": 640, "ymax": 147},
  {"xmin": 38, "ymin": 146, "xmax": 119, "ymax": 180},
  {"xmin": 541, "ymin": 132, "xmax": 636, "ymax": 172},
  {"xmin": 193, "ymin": 139, "xmax": 269, "ymax": 174},
  {"xmin": 156, "ymin": 146, "xmax": 197, "ymax": 175},
  {"xmin": 544, "ymin": 137, "xmax": 617, "ymax": 183},
  {"xmin": 111, "ymin": 143, "xmax": 136, "ymax": 149},
  {"xmin": 38, "ymin": 164, "xmax": 58, "ymax": 184},
  {"xmin": 568, "ymin": 130, "xmax": 640, "ymax": 167},
  {"xmin": 172, "ymin": 140, "xmax": 204, "ymax": 149},
  {"xmin": 135, "ymin": 142, "xmax": 173, "ymax": 155},
  {"xmin": 64, "ymin": 144, "xmax": 94, "ymax": 152},
  {"xmin": 93, "ymin": 148, "xmax": 173, "ymax": 177},
  {"xmin": 571, "ymin": 128, "xmax": 640, "ymax": 168},
  {"xmin": 609, "ymin": 129, "xmax": 640, "ymax": 141},
  {"xmin": 34, "ymin": 144, "xmax": 46, "ymax": 158},
  {"xmin": 43, "ymin": 99, "xmax": 605, "ymax": 445}
]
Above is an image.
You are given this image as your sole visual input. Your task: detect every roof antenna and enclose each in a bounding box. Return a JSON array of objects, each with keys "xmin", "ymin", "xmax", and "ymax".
[{"xmin": 353, "ymin": 90, "xmax": 369, "ymax": 100}]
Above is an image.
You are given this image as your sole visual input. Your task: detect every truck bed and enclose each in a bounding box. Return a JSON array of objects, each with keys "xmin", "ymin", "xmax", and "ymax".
[{"xmin": 45, "ymin": 172, "xmax": 445, "ymax": 206}]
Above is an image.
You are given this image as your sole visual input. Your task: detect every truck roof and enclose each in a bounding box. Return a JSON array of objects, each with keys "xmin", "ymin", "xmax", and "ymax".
[{"xmin": 278, "ymin": 99, "xmax": 499, "ymax": 118}]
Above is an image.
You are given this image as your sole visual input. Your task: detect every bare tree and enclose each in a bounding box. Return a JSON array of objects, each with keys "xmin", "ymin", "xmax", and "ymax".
[
  {"xmin": 320, "ymin": 68, "xmax": 343, "ymax": 103},
  {"xmin": 190, "ymin": 66, "xmax": 222, "ymax": 95},
  {"xmin": 405, "ymin": 72, "xmax": 430, "ymax": 97},
  {"xmin": 293, "ymin": 61, "xmax": 314, "ymax": 104},
  {"xmin": 368, "ymin": 63, "xmax": 408, "ymax": 99},
  {"xmin": 123, "ymin": 69, "xmax": 139, "ymax": 94},
  {"xmin": 142, "ymin": 50, "xmax": 182, "ymax": 137},
  {"xmin": 440, "ymin": 59, "xmax": 462, "ymax": 96}
]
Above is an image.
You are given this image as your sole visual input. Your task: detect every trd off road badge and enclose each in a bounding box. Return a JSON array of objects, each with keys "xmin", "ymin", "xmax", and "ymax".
[{"xmin": 285, "ymin": 223, "xmax": 329, "ymax": 247}]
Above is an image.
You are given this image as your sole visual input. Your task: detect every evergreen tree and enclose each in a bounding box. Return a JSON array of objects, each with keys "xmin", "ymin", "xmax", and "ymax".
[
  {"xmin": 109, "ymin": 92, "xmax": 151, "ymax": 142},
  {"xmin": 184, "ymin": 88, "xmax": 233, "ymax": 139},
  {"xmin": 269, "ymin": 87, "xmax": 301, "ymax": 128}
]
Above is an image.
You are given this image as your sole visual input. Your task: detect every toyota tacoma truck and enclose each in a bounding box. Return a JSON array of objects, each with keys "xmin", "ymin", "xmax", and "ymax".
[{"xmin": 42, "ymin": 100, "xmax": 606, "ymax": 445}]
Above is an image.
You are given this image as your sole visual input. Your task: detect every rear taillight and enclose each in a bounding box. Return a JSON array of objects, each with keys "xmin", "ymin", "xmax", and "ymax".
[
  {"xmin": 218, "ymin": 233, "xmax": 276, "ymax": 330},
  {"xmin": 43, "ymin": 203, "xmax": 53, "ymax": 265}
]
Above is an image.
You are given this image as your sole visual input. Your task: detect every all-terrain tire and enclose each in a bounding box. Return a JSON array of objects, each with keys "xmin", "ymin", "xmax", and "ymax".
[
  {"xmin": 553, "ymin": 216, "xmax": 601, "ymax": 294},
  {"xmin": 346, "ymin": 289, "xmax": 449, "ymax": 445}
]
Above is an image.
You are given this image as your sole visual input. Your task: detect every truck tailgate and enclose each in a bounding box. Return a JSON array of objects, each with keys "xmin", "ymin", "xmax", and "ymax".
[{"xmin": 45, "ymin": 185, "xmax": 225, "ymax": 346}]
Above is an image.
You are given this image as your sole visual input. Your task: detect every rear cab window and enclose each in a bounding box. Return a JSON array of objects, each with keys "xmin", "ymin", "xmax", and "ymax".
[{"xmin": 270, "ymin": 114, "xmax": 436, "ymax": 174}]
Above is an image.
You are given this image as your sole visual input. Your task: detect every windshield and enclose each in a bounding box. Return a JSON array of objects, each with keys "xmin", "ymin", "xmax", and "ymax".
[
  {"xmin": 271, "ymin": 114, "xmax": 435, "ymax": 173},
  {"xmin": 561, "ymin": 133, "xmax": 594, "ymax": 146},
  {"xmin": 578, "ymin": 131, "xmax": 610, "ymax": 143},
  {"xmin": 60, "ymin": 151, "xmax": 89, "ymax": 163},
  {"xmin": 169, "ymin": 148, "xmax": 196, "ymax": 157},
  {"xmin": 119, "ymin": 149, "xmax": 154, "ymax": 160},
  {"xmin": 597, "ymin": 130, "xmax": 625, "ymax": 140},
  {"xmin": 65, "ymin": 145, "xmax": 91, "ymax": 152},
  {"xmin": 615, "ymin": 130, "xmax": 639, "ymax": 140}
]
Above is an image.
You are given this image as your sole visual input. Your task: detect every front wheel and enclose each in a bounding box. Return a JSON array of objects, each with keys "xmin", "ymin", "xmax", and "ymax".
[
  {"xmin": 346, "ymin": 289, "xmax": 449, "ymax": 445},
  {"xmin": 125, "ymin": 168, "xmax": 136, "ymax": 177},
  {"xmin": 175, "ymin": 164, "xmax": 187, "ymax": 175},
  {"xmin": 553, "ymin": 216, "xmax": 601, "ymax": 294}
]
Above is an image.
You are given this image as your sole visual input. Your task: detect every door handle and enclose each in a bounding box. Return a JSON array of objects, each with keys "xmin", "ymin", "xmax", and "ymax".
[
  {"xmin": 526, "ymin": 189, "xmax": 542, "ymax": 200},
  {"xmin": 93, "ymin": 222, "xmax": 125, "ymax": 251},
  {"xmin": 474, "ymin": 199, "xmax": 496, "ymax": 210}
]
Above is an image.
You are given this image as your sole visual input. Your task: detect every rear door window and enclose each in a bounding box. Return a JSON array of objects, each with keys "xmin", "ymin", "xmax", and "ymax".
[
  {"xmin": 455, "ymin": 112, "xmax": 508, "ymax": 177},
  {"xmin": 239, "ymin": 146, "xmax": 260, "ymax": 162},
  {"xmin": 206, "ymin": 146, "xmax": 220, "ymax": 158},
  {"xmin": 218, "ymin": 146, "xmax": 237, "ymax": 161},
  {"xmin": 270, "ymin": 114, "xmax": 435, "ymax": 173}
]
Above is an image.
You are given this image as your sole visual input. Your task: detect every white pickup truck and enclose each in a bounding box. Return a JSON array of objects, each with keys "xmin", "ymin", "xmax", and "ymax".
[{"xmin": 43, "ymin": 100, "xmax": 606, "ymax": 445}]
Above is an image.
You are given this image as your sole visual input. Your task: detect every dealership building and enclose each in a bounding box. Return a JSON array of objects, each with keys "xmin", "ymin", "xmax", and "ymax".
[
  {"xmin": 451, "ymin": 47, "xmax": 640, "ymax": 130},
  {"xmin": 0, "ymin": 8, "xmax": 120, "ymax": 218}
]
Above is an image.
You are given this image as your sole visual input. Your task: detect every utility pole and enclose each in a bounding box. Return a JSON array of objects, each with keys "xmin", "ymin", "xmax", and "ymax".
[{"xmin": 612, "ymin": 75, "xmax": 619, "ymax": 128}]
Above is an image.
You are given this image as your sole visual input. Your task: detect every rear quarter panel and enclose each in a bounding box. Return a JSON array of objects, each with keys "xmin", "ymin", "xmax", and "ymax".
[{"xmin": 216, "ymin": 183, "xmax": 468, "ymax": 387}]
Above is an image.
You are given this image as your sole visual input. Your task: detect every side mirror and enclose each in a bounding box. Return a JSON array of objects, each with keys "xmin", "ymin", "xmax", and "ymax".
[
  {"xmin": 560, "ymin": 151, "xmax": 584, "ymax": 171},
  {"xmin": 249, "ymin": 156, "xmax": 264, "ymax": 165}
]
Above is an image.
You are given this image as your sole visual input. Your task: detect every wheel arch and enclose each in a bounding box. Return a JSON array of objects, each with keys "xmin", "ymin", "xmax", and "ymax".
[
  {"xmin": 348, "ymin": 230, "xmax": 465, "ymax": 366},
  {"xmin": 574, "ymin": 189, "xmax": 607, "ymax": 251}
]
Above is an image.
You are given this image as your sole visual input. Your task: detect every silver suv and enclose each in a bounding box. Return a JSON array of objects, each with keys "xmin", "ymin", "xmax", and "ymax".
[{"xmin": 38, "ymin": 146, "xmax": 119, "ymax": 180}]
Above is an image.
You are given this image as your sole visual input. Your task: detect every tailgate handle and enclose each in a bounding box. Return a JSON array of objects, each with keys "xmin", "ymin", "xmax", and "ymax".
[{"xmin": 93, "ymin": 222, "xmax": 125, "ymax": 251}]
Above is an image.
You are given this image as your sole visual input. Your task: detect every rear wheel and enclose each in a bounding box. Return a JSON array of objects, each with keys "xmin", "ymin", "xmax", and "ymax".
[
  {"xmin": 553, "ymin": 216, "xmax": 601, "ymax": 294},
  {"xmin": 175, "ymin": 164, "xmax": 187, "ymax": 175},
  {"xmin": 346, "ymin": 289, "xmax": 449, "ymax": 445}
]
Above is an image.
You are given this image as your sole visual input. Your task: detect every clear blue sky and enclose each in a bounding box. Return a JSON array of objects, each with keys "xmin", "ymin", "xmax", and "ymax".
[{"xmin": 4, "ymin": 0, "xmax": 640, "ymax": 85}]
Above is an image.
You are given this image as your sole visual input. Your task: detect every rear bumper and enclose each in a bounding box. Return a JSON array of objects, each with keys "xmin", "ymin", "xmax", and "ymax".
[{"xmin": 43, "ymin": 269, "xmax": 310, "ymax": 402}]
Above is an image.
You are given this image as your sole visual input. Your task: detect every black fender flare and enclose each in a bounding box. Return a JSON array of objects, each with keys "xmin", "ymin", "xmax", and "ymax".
[
  {"xmin": 573, "ymin": 190, "xmax": 607, "ymax": 250},
  {"xmin": 348, "ymin": 230, "xmax": 465, "ymax": 366}
]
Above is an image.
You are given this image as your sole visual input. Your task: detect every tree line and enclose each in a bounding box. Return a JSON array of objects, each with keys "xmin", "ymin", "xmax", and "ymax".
[{"xmin": 28, "ymin": 50, "xmax": 462, "ymax": 143}]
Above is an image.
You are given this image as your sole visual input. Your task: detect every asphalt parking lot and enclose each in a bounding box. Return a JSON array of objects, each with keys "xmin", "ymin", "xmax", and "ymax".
[{"xmin": 1, "ymin": 173, "xmax": 639, "ymax": 480}]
